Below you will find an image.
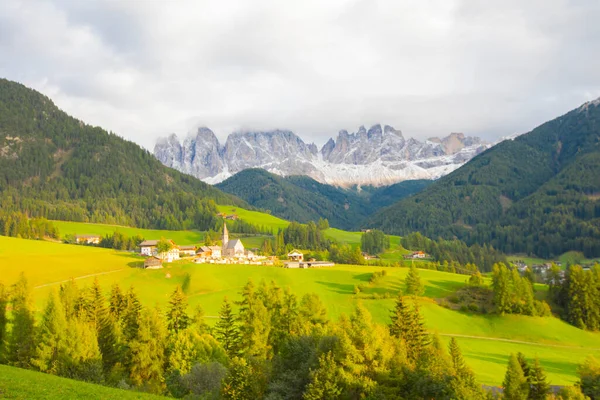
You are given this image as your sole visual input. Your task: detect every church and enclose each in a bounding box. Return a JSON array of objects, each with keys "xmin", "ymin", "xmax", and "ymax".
[{"xmin": 221, "ymin": 224, "xmax": 251, "ymax": 258}]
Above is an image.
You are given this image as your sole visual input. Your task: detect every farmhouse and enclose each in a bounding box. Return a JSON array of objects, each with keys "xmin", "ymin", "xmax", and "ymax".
[
  {"xmin": 75, "ymin": 235, "xmax": 101, "ymax": 245},
  {"xmin": 139, "ymin": 240, "xmax": 158, "ymax": 256},
  {"xmin": 139, "ymin": 239, "xmax": 180, "ymax": 262},
  {"xmin": 287, "ymin": 250, "xmax": 304, "ymax": 262},
  {"xmin": 179, "ymin": 245, "xmax": 196, "ymax": 257},
  {"xmin": 143, "ymin": 256, "xmax": 163, "ymax": 269}
]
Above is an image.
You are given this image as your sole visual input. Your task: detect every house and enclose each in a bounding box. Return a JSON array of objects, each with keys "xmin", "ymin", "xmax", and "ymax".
[
  {"xmin": 411, "ymin": 251, "xmax": 428, "ymax": 259},
  {"xmin": 287, "ymin": 250, "xmax": 304, "ymax": 262},
  {"xmin": 139, "ymin": 240, "xmax": 159, "ymax": 256},
  {"xmin": 158, "ymin": 246, "xmax": 180, "ymax": 263},
  {"xmin": 75, "ymin": 235, "xmax": 101, "ymax": 245},
  {"xmin": 143, "ymin": 256, "xmax": 163, "ymax": 269},
  {"xmin": 361, "ymin": 229, "xmax": 372, "ymax": 233},
  {"xmin": 179, "ymin": 245, "xmax": 197, "ymax": 257},
  {"xmin": 209, "ymin": 246, "xmax": 222, "ymax": 258}
]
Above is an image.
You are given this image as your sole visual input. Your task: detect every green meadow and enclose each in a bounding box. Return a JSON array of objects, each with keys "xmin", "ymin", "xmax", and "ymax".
[
  {"xmin": 0, "ymin": 365, "xmax": 162, "ymax": 399},
  {"xmin": 3, "ymin": 235, "xmax": 600, "ymax": 386},
  {"xmin": 216, "ymin": 205, "xmax": 289, "ymax": 231},
  {"xmin": 52, "ymin": 220, "xmax": 204, "ymax": 245}
]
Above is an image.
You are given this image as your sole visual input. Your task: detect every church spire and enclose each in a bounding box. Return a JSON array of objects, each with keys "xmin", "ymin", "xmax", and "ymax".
[{"xmin": 222, "ymin": 223, "xmax": 229, "ymax": 251}]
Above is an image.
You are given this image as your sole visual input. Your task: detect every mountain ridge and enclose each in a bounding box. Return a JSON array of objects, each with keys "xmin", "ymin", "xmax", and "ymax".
[{"xmin": 154, "ymin": 124, "xmax": 489, "ymax": 187}]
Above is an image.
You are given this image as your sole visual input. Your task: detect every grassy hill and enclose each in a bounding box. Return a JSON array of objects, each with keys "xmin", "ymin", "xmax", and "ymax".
[
  {"xmin": 3, "ymin": 235, "xmax": 600, "ymax": 386},
  {"xmin": 367, "ymin": 99, "xmax": 600, "ymax": 258},
  {"xmin": 216, "ymin": 169, "xmax": 430, "ymax": 229},
  {"xmin": 0, "ymin": 78, "xmax": 245, "ymax": 231},
  {"xmin": 0, "ymin": 365, "xmax": 163, "ymax": 399}
]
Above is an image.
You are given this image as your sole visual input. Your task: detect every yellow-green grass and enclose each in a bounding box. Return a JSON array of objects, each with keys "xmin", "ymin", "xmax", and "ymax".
[
  {"xmin": 216, "ymin": 205, "xmax": 289, "ymax": 231},
  {"xmin": 0, "ymin": 364, "xmax": 163, "ymax": 399},
  {"xmin": 52, "ymin": 220, "xmax": 204, "ymax": 245},
  {"xmin": 5, "ymin": 236, "xmax": 600, "ymax": 385}
]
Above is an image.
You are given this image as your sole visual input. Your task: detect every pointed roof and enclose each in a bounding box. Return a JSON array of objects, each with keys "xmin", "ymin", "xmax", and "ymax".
[{"xmin": 223, "ymin": 223, "xmax": 229, "ymax": 236}]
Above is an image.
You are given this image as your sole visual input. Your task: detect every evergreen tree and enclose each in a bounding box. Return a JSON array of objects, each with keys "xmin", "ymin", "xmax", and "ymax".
[
  {"xmin": 0, "ymin": 282, "xmax": 8, "ymax": 362},
  {"xmin": 129, "ymin": 306, "xmax": 167, "ymax": 393},
  {"xmin": 214, "ymin": 297, "xmax": 240, "ymax": 357},
  {"xmin": 503, "ymin": 353, "xmax": 529, "ymax": 400},
  {"xmin": 577, "ymin": 355, "xmax": 600, "ymax": 400},
  {"xmin": 303, "ymin": 352, "xmax": 342, "ymax": 400},
  {"xmin": 389, "ymin": 292, "xmax": 409, "ymax": 339},
  {"xmin": 222, "ymin": 356, "xmax": 266, "ymax": 400},
  {"xmin": 122, "ymin": 286, "xmax": 142, "ymax": 342},
  {"xmin": 517, "ymin": 352, "xmax": 531, "ymax": 381},
  {"xmin": 191, "ymin": 304, "xmax": 209, "ymax": 335},
  {"xmin": 109, "ymin": 283, "xmax": 126, "ymax": 319},
  {"xmin": 405, "ymin": 264, "xmax": 425, "ymax": 296},
  {"xmin": 449, "ymin": 337, "xmax": 475, "ymax": 385},
  {"xmin": 97, "ymin": 308, "xmax": 124, "ymax": 376},
  {"xmin": 167, "ymin": 286, "xmax": 190, "ymax": 334},
  {"xmin": 528, "ymin": 357, "xmax": 550, "ymax": 400},
  {"xmin": 405, "ymin": 300, "xmax": 429, "ymax": 362},
  {"xmin": 31, "ymin": 291, "xmax": 69, "ymax": 374},
  {"xmin": 59, "ymin": 279, "xmax": 81, "ymax": 321},
  {"xmin": 7, "ymin": 273, "xmax": 36, "ymax": 368},
  {"xmin": 237, "ymin": 280, "xmax": 271, "ymax": 359}
]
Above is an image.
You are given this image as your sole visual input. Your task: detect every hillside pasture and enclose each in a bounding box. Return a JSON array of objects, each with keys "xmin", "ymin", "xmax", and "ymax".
[
  {"xmin": 3, "ymin": 236, "xmax": 600, "ymax": 385},
  {"xmin": 216, "ymin": 205, "xmax": 289, "ymax": 231}
]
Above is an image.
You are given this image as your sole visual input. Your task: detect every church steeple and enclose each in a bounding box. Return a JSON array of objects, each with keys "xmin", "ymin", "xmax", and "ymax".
[{"xmin": 222, "ymin": 223, "xmax": 229, "ymax": 251}]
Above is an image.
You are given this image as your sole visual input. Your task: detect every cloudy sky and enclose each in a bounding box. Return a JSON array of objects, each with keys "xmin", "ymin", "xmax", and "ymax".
[{"xmin": 2, "ymin": 0, "xmax": 600, "ymax": 149}]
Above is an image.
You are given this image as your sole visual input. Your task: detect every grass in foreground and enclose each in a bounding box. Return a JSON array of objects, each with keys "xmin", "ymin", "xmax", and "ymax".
[
  {"xmin": 5, "ymin": 235, "xmax": 600, "ymax": 385},
  {"xmin": 0, "ymin": 365, "xmax": 162, "ymax": 399}
]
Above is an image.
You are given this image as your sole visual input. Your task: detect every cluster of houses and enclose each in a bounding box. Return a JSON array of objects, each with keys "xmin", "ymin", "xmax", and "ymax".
[
  {"xmin": 141, "ymin": 224, "xmax": 267, "ymax": 269},
  {"xmin": 283, "ymin": 250, "xmax": 335, "ymax": 269}
]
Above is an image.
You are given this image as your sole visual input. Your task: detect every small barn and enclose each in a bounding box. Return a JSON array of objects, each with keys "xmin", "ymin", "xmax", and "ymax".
[{"xmin": 143, "ymin": 256, "xmax": 163, "ymax": 269}]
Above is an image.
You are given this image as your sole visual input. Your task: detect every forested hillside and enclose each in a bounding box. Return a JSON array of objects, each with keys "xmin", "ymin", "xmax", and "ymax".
[
  {"xmin": 0, "ymin": 79, "xmax": 245, "ymax": 230},
  {"xmin": 367, "ymin": 99, "xmax": 600, "ymax": 258},
  {"xmin": 216, "ymin": 168, "xmax": 430, "ymax": 229}
]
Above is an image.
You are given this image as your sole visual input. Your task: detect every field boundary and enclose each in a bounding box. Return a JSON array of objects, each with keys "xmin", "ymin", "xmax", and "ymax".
[
  {"xmin": 34, "ymin": 269, "xmax": 125, "ymax": 289},
  {"xmin": 440, "ymin": 333, "xmax": 600, "ymax": 350}
]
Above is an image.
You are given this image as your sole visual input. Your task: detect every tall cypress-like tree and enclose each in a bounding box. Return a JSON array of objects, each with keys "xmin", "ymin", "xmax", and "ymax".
[
  {"xmin": 122, "ymin": 286, "xmax": 142, "ymax": 342},
  {"xmin": 167, "ymin": 286, "xmax": 190, "ymax": 334},
  {"xmin": 129, "ymin": 306, "xmax": 167, "ymax": 393},
  {"xmin": 7, "ymin": 273, "xmax": 36, "ymax": 368},
  {"xmin": 214, "ymin": 297, "xmax": 240, "ymax": 357},
  {"xmin": 31, "ymin": 291, "xmax": 69, "ymax": 374},
  {"xmin": 503, "ymin": 353, "xmax": 529, "ymax": 400},
  {"xmin": 0, "ymin": 282, "xmax": 8, "ymax": 362},
  {"xmin": 449, "ymin": 337, "xmax": 475, "ymax": 384},
  {"xmin": 405, "ymin": 265, "xmax": 425, "ymax": 296},
  {"xmin": 528, "ymin": 357, "xmax": 550, "ymax": 400},
  {"xmin": 109, "ymin": 283, "xmax": 126, "ymax": 319},
  {"xmin": 389, "ymin": 292, "xmax": 409, "ymax": 339}
]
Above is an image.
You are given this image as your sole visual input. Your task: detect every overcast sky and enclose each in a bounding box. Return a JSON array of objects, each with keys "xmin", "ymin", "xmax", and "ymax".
[{"xmin": 2, "ymin": 0, "xmax": 600, "ymax": 149}]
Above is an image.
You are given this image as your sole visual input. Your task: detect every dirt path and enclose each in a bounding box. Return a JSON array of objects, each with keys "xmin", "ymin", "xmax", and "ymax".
[
  {"xmin": 439, "ymin": 333, "xmax": 600, "ymax": 350},
  {"xmin": 34, "ymin": 269, "xmax": 125, "ymax": 289}
]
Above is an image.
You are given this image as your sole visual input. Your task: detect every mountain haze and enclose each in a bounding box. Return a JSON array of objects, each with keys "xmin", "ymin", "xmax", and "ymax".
[{"xmin": 367, "ymin": 99, "xmax": 600, "ymax": 258}]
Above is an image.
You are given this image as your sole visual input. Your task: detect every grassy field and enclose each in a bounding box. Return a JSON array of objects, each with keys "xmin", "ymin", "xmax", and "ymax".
[
  {"xmin": 53, "ymin": 220, "xmax": 204, "ymax": 245},
  {"xmin": 4, "ymin": 235, "xmax": 600, "ymax": 386},
  {"xmin": 216, "ymin": 205, "xmax": 289, "ymax": 231},
  {"xmin": 0, "ymin": 365, "xmax": 162, "ymax": 399}
]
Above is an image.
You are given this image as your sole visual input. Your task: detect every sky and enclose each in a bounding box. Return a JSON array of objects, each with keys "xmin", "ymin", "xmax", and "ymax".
[{"xmin": 2, "ymin": 0, "xmax": 600, "ymax": 149}]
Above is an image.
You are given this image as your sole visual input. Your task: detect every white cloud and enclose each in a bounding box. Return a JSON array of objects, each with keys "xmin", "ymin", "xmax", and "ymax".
[{"xmin": 1, "ymin": 0, "xmax": 600, "ymax": 149}]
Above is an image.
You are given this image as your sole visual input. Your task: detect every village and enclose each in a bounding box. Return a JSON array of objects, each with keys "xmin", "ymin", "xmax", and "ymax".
[{"xmin": 130, "ymin": 223, "xmax": 336, "ymax": 270}]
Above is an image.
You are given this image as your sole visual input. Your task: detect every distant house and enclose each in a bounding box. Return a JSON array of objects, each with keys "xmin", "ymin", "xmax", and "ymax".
[
  {"xmin": 287, "ymin": 250, "xmax": 304, "ymax": 262},
  {"xmin": 75, "ymin": 235, "xmax": 101, "ymax": 245},
  {"xmin": 179, "ymin": 245, "xmax": 197, "ymax": 257},
  {"xmin": 209, "ymin": 246, "xmax": 222, "ymax": 258},
  {"xmin": 361, "ymin": 229, "xmax": 372, "ymax": 233},
  {"xmin": 139, "ymin": 239, "xmax": 179, "ymax": 262},
  {"xmin": 143, "ymin": 256, "xmax": 163, "ymax": 269},
  {"xmin": 411, "ymin": 251, "xmax": 428, "ymax": 259},
  {"xmin": 139, "ymin": 240, "xmax": 159, "ymax": 256},
  {"xmin": 196, "ymin": 245, "xmax": 222, "ymax": 259}
]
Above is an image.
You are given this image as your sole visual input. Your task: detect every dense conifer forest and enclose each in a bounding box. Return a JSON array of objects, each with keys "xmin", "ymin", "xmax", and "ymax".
[
  {"xmin": 1, "ymin": 273, "xmax": 594, "ymax": 399},
  {"xmin": 367, "ymin": 101, "xmax": 600, "ymax": 258},
  {"xmin": 0, "ymin": 79, "xmax": 246, "ymax": 230}
]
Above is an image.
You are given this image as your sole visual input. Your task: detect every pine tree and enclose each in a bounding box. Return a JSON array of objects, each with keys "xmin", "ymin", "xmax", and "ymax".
[
  {"xmin": 503, "ymin": 353, "xmax": 529, "ymax": 400},
  {"xmin": 303, "ymin": 352, "xmax": 342, "ymax": 400},
  {"xmin": 167, "ymin": 286, "xmax": 190, "ymax": 334},
  {"xmin": 191, "ymin": 304, "xmax": 209, "ymax": 334},
  {"xmin": 389, "ymin": 292, "xmax": 409, "ymax": 339},
  {"xmin": 516, "ymin": 352, "xmax": 531, "ymax": 380},
  {"xmin": 528, "ymin": 357, "xmax": 550, "ymax": 400},
  {"xmin": 59, "ymin": 279, "xmax": 80, "ymax": 321},
  {"xmin": 0, "ymin": 282, "xmax": 8, "ymax": 362},
  {"xmin": 7, "ymin": 273, "xmax": 36, "ymax": 368},
  {"xmin": 97, "ymin": 309, "xmax": 124, "ymax": 375},
  {"xmin": 405, "ymin": 264, "xmax": 425, "ymax": 296},
  {"xmin": 122, "ymin": 286, "xmax": 142, "ymax": 342},
  {"xmin": 129, "ymin": 306, "xmax": 167, "ymax": 393},
  {"xmin": 31, "ymin": 291, "xmax": 69, "ymax": 374},
  {"xmin": 449, "ymin": 337, "xmax": 475, "ymax": 384},
  {"xmin": 214, "ymin": 297, "xmax": 240, "ymax": 357},
  {"xmin": 237, "ymin": 281, "xmax": 271, "ymax": 359},
  {"xmin": 89, "ymin": 278, "xmax": 105, "ymax": 329},
  {"xmin": 109, "ymin": 283, "xmax": 126, "ymax": 319}
]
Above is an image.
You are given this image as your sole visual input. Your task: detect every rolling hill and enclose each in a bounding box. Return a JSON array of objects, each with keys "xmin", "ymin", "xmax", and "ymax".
[
  {"xmin": 0, "ymin": 79, "xmax": 245, "ymax": 231},
  {"xmin": 367, "ymin": 98, "xmax": 600, "ymax": 258},
  {"xmin": 216, "ymin": 169, "xmax": 430, "ymax": 229}
]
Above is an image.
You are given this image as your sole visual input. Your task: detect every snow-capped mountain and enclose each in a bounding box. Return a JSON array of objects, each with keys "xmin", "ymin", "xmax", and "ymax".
[{"xmin": 153, "ymin": 125, "xmax": 490, "ymax": 187}]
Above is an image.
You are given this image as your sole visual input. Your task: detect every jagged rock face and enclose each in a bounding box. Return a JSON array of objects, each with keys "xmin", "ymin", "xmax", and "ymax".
[{"xmin": 153, "ymin": 124, "xmax": 490, "ymax": 187}]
